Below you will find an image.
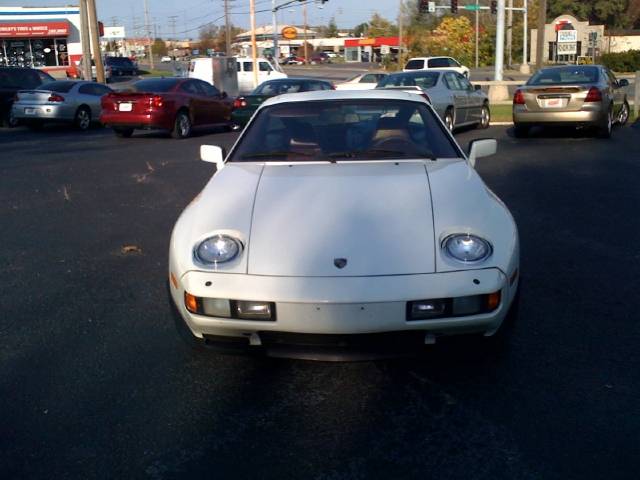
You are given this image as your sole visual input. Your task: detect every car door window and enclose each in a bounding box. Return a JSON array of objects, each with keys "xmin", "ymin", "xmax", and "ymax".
[
  {"xmin": 304, "ymin": 82, "xmax": 325, "ymax": 91},
  {"xmin": 428, "ymin": 58, "xmax": 449, "ymax": 68},
  {"xmin": 259, "ymin": 62, "xmax": 272, "ymax": 72},
  {"xmin": 78, "ymin": 83, "xmax": 96, "ymax": 95},
  {"xmin": 243, "ymin": 61, "xmax": 253, "ymax": 72},
  {"xmin": 93, "ymin": 84, "xmax": 113, "ymax": 96},
  {"xmin": 360, "ymin": 74, "xmax": 378, "ymax": 83},
  {"xmin": 457, "ymin": 74, "xmax": 473, "ymax": 91},
  {"xmin": 448, "ymin": 58, "xmax": 461, "ymax": 68},
  {"xmin": 444, "ymin": 72, "xmax": 462, "ymax": 90},
  {"xmin": 198, "ymin": 80, "xmax": 220, "ymax": 97},
  {"xmin": 179, "ymin": 81, "xmax": 200, "ymax": 94},
  {"xmin": 258, "ymin": 82, "xmax": 279, "ymax": 95},
  {"xmin": 604, "ymin": 69, "xmax": 618, "ymax": 87}
]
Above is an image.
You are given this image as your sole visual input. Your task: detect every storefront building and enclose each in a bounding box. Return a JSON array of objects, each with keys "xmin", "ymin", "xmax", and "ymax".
[
  {"xmin": 530, "ymin": 15, "xmax": 604, "ymax": 64},
  {"xmin": 0, "ymin": 6, "xmax": 83, "ymax": 76},
  {"xmin": 344, "ymin": 37, "xmax": 399, "ymax": 63}
]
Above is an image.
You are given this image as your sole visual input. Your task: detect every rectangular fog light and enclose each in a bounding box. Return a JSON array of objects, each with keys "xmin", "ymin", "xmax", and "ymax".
[
  {"xmin": 235, "ymin": 301, "xmax": 274, "ymax": 321},
  {"xmin": 202, "ymin": 298, "xmax": 231, "ymax": 317},
  {"xmin": 408, "ymin": 299, "xmax": 448, "ymax": 320},
  {"xmin": 452, "ymin": 295, "xmax": 484, "ymax": 316}
]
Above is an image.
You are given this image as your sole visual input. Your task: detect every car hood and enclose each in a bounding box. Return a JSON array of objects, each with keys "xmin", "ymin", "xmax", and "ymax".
[{"xmin": 248, "ymin": 162, "xmax": 436, "ymax": 276}]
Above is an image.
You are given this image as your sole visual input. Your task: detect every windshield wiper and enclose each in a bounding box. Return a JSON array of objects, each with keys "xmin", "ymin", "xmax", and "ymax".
[
  {"xmin": 241, "ymin": 150, "xmax": 314, "ymax": 159},
  {"xmin": 326, "ymin": 149, "xmax": 437, "ymax": 161}
]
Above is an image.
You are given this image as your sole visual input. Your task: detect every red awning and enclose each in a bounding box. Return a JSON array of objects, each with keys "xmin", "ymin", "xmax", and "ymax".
[
  {"xmin": 0, "ymin": 21, "xmax": 70, "ymax": 38},
  {"xmin": 345, "ymin": 36, "xmax": 400, "ymax": 48}
]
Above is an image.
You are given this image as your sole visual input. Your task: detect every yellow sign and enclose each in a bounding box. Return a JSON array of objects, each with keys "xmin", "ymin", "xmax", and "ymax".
[{"xmin": 281, "ymin": 26, "xmax": 298, "ymax": 40}]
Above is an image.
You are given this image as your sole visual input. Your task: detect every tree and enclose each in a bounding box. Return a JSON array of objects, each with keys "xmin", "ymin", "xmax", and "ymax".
[
  {"xmin": 325, "ymin": 17, "xmax": 339, "ymax": 38},
  {"xmin": 151, "ymin": 38, "xmax": 168, "ymax": 56},
  {"xmin": 198, "ymin": 24, "xmax": 242, "ymax": 53},
  {"xmin": 367, "ymin": 13, "xmax": 398, "ymax": 37},
  {"xmin": 353, "ymin": 22, "xmax": 368, "ymax": 38}
]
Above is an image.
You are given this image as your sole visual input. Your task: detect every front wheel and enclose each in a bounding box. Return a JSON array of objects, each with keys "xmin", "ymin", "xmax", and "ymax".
[
  {"xmin": 171, "ymin": 111, "xmax": 192, "ymax": 139},
  {"xmin": 478, "ymin": 104, "xmax": 490, "ymax": 129},
  {"xmin": 617, "ymin": 101, "xmax": 630, "ymax": 126}
]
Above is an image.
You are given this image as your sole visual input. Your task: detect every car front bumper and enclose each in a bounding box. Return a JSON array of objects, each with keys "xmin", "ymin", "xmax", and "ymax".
[
  {"xmin": 12, "ymin": 103, "xmax": 76, "ymax": 121},
  {"xmin": 513, "ymin": 105, "xmax": 606, "ymax": 126},
  {"xmin": 169, "ymin": 267, "xmax": 518, "ymax": 358}
]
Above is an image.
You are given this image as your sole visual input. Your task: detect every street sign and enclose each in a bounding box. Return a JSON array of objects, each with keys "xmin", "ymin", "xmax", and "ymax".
[
  {"xmin": 557, "ymin": 30, "xmax": 577, "ymax": 43},
  {"xmin": 428, "ymin": 1, "xmax": 435, "ymax": 13},
  {"xmin": 465, "ymin": 5, "xmax": 481, "ymax": 10},
  {"xmin": 281, "ymin": 26, "xmax": 297, "ymax": 40}
]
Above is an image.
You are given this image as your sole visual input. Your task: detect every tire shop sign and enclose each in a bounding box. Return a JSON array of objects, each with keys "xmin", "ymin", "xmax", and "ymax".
[{"xmin": 0, "ymin": 22, "xmax": 70, "ymax": 38}]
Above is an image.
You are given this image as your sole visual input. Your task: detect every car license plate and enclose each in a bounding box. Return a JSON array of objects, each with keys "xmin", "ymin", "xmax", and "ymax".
[
  {"xmin": 118, "ymin": 102, "xmax": 133, "ymax": 112},
  {"xmin": 24, "ymin": 108, "xmax": 36, "ymax": 115},
  {"xmin": 542, "ymin": 98, "xmax": 563, "ymax": 108}
]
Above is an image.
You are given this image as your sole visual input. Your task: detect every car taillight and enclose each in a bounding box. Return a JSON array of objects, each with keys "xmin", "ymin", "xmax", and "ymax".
[
  {"xmin": 150, "ymin": 95, "xmax": 163, "ymax": 108},
  {"xmin": 331, "ymin": 84, "xmax": 336, "ymax": 90},
  {"xmin": 48, "ymin": 94, "xmax": 65, "ymax": 102},
  {"xmin": 233, "ymin": 97, "xmax": 247, "ymax": 109},
  {"xmin": 584, "ymin": 87, "xmax": 602, "ymax": 102},
  {"xmin": 513, "ymin": 89, "xmax": 525, "ymax": 105}
]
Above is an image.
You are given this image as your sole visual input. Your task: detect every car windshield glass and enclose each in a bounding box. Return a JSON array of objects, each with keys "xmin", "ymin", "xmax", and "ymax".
[
  {"xmin": 528, "ymin": 66, "xmax": 599, "ymax": 85},
  {"xmin": 378, "ymin": 72, "xmax": 439, "ymax": 89},
  {"xmin": 107, "ymin": 57, "xmax": 133, "ymax": 66},
  {"xmin": 0, "ymin": 69, "xmax": 41, "ymax": 89},
  {"xmin": 133, "ymin": 79, "xmax": 179, "ymax": 92},
  {"xmin": 229, "ymin": 99, "xmax": 461, "ymax": 162},
  {"xmin": 404, "ymin": 59, "xmax": 424, "ymax": 70},
  {"xmin": 39, "ymin": 81, "xmax": 75, "ymax": 93}
]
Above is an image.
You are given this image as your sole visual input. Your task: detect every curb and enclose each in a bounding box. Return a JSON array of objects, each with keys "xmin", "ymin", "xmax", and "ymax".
[{"xmin": 490, "ymin": 122, "xmax": 514, "ymax": 126}]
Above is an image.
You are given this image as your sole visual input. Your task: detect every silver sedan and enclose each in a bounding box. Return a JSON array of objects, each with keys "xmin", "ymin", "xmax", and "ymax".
[
  {"xmin": 12, "ymin": 80, "xmax": 113, "ymax": 130},
  {"xmin": 377, "ymin": 70, "xmax": 490, "ymax": 131}
]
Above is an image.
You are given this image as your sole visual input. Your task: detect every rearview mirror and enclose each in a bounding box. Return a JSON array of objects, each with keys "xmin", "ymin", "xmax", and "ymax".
[
  {"xmin": 467, "ymin": 139, "xmax": 497, "ymax": 168},
  {"xmin": 200, "ymin": 145, "xmax": 226, "ymax": 171}
]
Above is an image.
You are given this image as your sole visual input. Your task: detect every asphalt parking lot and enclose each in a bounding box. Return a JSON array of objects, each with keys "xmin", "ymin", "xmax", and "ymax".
[{"xmin": 1, "ymin": 121, "xmax": 639, "ymax": 479}]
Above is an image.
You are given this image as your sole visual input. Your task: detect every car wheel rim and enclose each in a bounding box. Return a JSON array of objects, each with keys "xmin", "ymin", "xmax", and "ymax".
[
  {"xmin": 179, "ymin": 115, "xmax": 190, "ymax": 136},
  {"xmin": 608, "ymin": 110, "xmax": 613, "ymax": 133},
  {"xmin": 619, "ymin": 104, "xmax": 629, "ymax": 124},
  {"xmin": 446, "ymin": 115, "xmax": 453, "ymax": 131},
  {"xmin": 8, "ymin": 111, "xmax": 17, "ymax": 127},
  {"xmin": 481, "ymin": 107, "xmax": 489, "ymax": 127},
  {"xmin": 78, "ymin": 110, "xmax": 90, "ymax": 129}
]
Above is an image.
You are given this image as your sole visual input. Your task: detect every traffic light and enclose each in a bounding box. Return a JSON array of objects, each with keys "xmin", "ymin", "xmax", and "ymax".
[
  {"xmin": 490, "ymin": 1, "xmax": 497, "ymax": 14},
  {"xmin": 451, "ymin": 0, "xmax": 458, "ymax": 14}
]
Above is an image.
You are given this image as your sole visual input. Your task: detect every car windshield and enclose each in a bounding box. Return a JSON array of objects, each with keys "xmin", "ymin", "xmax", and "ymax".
[
  {"xmin": 107, "ymin": 57, "xmax": 134, "ymax": 66},
  {"xmin": 229, "ymin": 99, "xmax": 461, "ymax": 162},
  {"xmin": 527, "ymin": 66, "xmax": 599, "ymax": 85},
  {"xmin": 133, "ymin": 79, "xmax": 180, "ymax": 92},
  {"xmin": 39, "ymin": 81, "xmax": 76, "ymax": 93},
  {"xmin": 378, "ymin": 72, "xmax": 439, "ymax": 89},
  {"xmin": 254, "ymin": 81, "xmax": 305, "ymax": 95}
]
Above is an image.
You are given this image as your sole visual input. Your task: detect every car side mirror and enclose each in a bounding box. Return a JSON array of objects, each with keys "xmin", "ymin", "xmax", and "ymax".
[
  {"xmin": 474, "ymin": 84, "xmax": 482, "ymax": 91},
  {"xmin": 618, "ymin": 79, "xmax": 629, "ymax": 88},
  {"xmin": 221, "ymin": 91, "xmax": 228, "ymax": 98},
  {"xmin": 467, "ymin": 139, "xmax": 497, "ymax": 168},
  {"xmin": 200, "ymin": 145, "xmax": 226, "ymax": 171}
]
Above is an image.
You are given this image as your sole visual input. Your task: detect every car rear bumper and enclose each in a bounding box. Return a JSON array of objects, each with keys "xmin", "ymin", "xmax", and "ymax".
[
  {"xmin": 100, "ymin": 110, "xmax": 173, "ymax": 130},
  {"xmin": 513, "ymin": 105, "xmax": 605, "ymax": 126},
  {"xmin": 230, "ymin": 109, "xmax": 254, "ymax": 126},
  {"xmin": 12, "ymin": 103, "xmax": 75, "ymax": 121},
  {"xmin": 169, "ymin": 268, "xmax": 519, "ymax": 359}
]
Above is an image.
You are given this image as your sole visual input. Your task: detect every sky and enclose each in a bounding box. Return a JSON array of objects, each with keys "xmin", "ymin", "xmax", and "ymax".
[{"xmin": 9, "ymin": 0, "xmax": 400, "ymax": 39}]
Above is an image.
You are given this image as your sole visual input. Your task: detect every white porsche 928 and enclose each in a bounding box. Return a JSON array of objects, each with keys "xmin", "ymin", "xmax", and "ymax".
[{"xmin": 169, "ymin": 90, "xmax": 519, "ymax": 360}]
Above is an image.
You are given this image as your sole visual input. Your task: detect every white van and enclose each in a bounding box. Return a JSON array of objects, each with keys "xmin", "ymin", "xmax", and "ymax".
[
  {"xmin": 235, "ymin": 57, "xmax": 287, "ymax": 93},
  {"xmin": 189, "ymin": 57, "xmax": 240, "ymax": 97}
]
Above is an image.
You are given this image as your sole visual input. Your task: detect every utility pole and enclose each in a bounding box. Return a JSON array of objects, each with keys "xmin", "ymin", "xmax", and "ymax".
[
  {"xmin": 475, "ymin": 0, "xmax": 479, "ymax": 68},
  {"xmin": 224, "ymin": 0, "xmax": 232, "ymax": 54},
  {"xmin": 303, "ymin": 2, "xmax": 308, "ymax": 64},
  {"xmin": 110, "ymin": 16, "xmax": 118, "ymax": 27},
  {"xmin": 506, "ymin": 0, "xmax": 513, "ymax": 68},
  {"xmin": 168, "ymin": 15, "xmax": 178, "ymax": 40},
  {"xmin": 398, "ymin": 0, "xmax": 403, "ymax": 67},
  {"xmin": 272, "ymin": 0, "xmax": 278, "ymax": 61},
  {"xmin": 143, "ymin": 0, "xmax": 154, "ymax": 69},
  {"xmin": 520, "ymin": 0, "xmax": 529, "ymax": 73},
  {"xmin": 249, "ymin": 0, "xmax": 258, "ymax": 88},
  {"xmin": 86, "ymin": 0, "xmax": 105, "ymax": 83},
  {"xmin": 535, "ymin": 0, "xmax": 546, "ymax": 70},
  {"xmin": 494, "ymin": 0, "xmax": 505, "ymax": 80},
  {"xmin": 79, "ymin": 0, "xmax": 92, "ymax": 80}
]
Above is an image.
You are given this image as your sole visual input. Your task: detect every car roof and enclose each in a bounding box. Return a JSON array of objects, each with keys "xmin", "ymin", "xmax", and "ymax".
[
  {"xmin": 406, "ymin": 56, "xmax": 451, "ymax": 61},
  {"xmin": 261, "ymin": 77, "xmax": 330, "ymax": 83},
  {"xmin": 261, "ymin": 89, "xmax": 429, "ymax": 107}
]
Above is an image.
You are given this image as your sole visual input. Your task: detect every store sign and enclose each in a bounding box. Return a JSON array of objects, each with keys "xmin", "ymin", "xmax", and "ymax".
[
  {"xmin": 557, "ymin": 42, "xmax": 577, "ymax": 54},
  {"xmin": 557, "ymin": 30, "xmax": 577, "ymax": 43},
  {"xmin": 0, "ymin": 22, "xmax": 69, "ymax": 38},
  {"xmin": 281, "ymin": 26, "xmax": 297, "ymax": 40},
  {"xmin": 103, "ymin": 26, "xmax": 126, "ymax": 39}
]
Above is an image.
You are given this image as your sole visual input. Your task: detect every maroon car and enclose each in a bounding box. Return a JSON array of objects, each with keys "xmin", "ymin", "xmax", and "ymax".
[{"xmin": 100, "ymin": 78, "xmax": 233, "ymax": 138}]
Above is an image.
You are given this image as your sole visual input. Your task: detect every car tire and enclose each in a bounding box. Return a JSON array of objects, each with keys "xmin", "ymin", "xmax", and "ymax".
[
  {"xmin": 444, "ymin": 108, "xmax": 455, "ymax": 132},
  {"xmin": 597, "ymin": 106, "xmax": 613, "ymax": 139},
  {"xmin": 2, "ymin": 110, "xmax": 18, "ymax": 128},
  {"xmin": 74, "ymin": 106, "xmax": 91, "ymax": 131},
  {"xmin": 479, "ymin": 104, "xmax": 490, "ymax": 129},
  {"xmin": 617, "ymin": 100, "xmax": 630, "ymax": 126},
  {"xmin": 513, "ymin": 124, "xmax": 529, "ymax": 138},
  {"xmin": 113, "ymin": 127, "xmax": 134, "ymax": 138},
  {"xmin": 171, "ymin": 110, "xmax": 192, "ymax": 139}
]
